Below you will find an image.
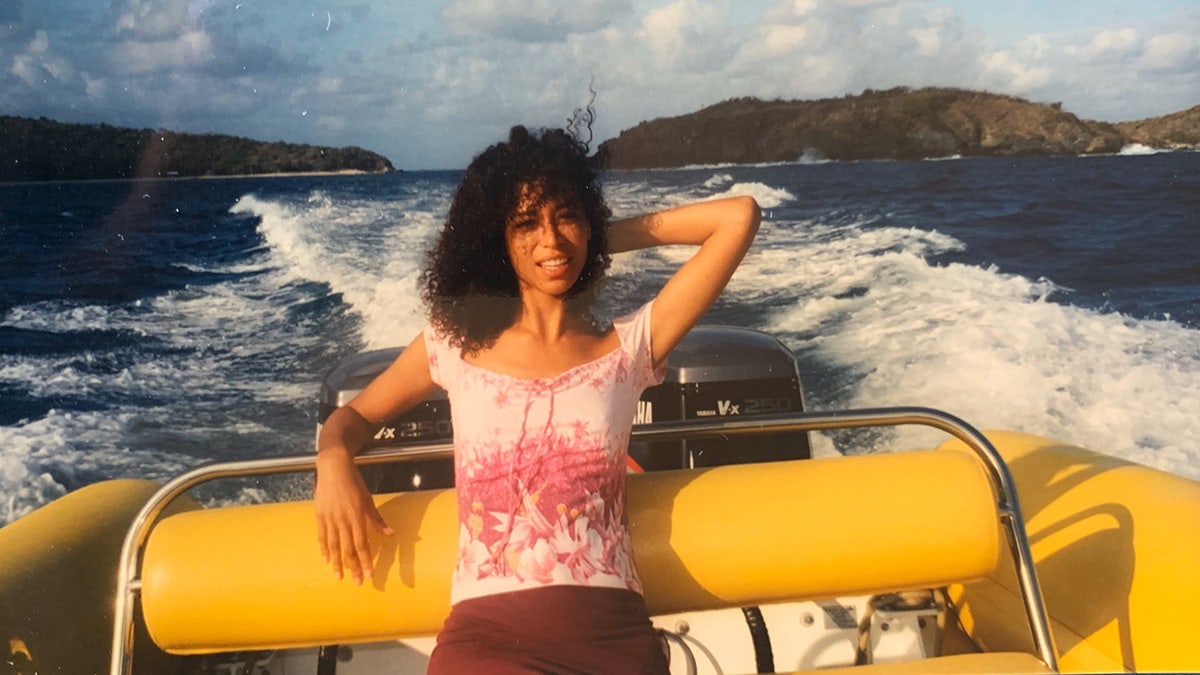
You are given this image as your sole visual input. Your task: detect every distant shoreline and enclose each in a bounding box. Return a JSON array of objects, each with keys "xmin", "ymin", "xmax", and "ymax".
[
  {"xmin": 0, "ymin": 169, "xmax": 391, "ymax": 187},
  {"xmin": 194, "ymin": 169, "xmax": 379, "ymax": 179},
  {"xmin": 597, "ymin": 87, "xmax": 1199, "ymax": 169},
  {"xmin": 0, "ymin": 116, "xmax": 397, "ymax": 182},
  {"xmin": 630, "ymin": 143, "xmax": 1196, "ymax": 172}
]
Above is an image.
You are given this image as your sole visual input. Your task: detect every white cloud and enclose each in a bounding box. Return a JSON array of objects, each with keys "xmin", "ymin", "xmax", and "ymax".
[
  {"xmin": 740, "ymin": 0, "xmax": 821, "ymax": 63},
  {"xmin": 317, "ymin": 115, "xmax": 346, "ymax": 130},
  {"xmin": 113, "ymin": 29, "xmax": 214, "ymax": 74},
  {"xmin": 442, "ymin": 0, "xmax": 630, "ymax": 42},
  {"xmin": 9, "ymin": 29, "xmax": 74, "ymax": 86},
  {"xmin": 983, "ymin": 50, "xmax": 1051, "ymax": 92},
  {"xmin": 763, "ymin": 23, "xmax": 810, "ymax": 53},
  {"xmin": 902, "ymin": 7, "xmax": 966, "ymax": 60},
  {"xmin": 10, "ymin": 54, "xmax": 41, "ymax": 86},
  {"xmin": 105, "ymin": 0, "xmax": 227, "ymax": 76},
  {"xmin": 1080, "ymin": 28, "xmax": 1140, "ymax": 63},
  {"xmin": 641, "ymin": 0, "xmax": 736, "ymax": 71},
  {"xmin": 790, "ymin": 0, "xmax": 818, "ymax": 16},
  {"xmin": 83, "ymin": 72, "xmax": 107, "ymax": 99},
  {"xmin": 29, "ymin": 30, "xmax": 50, "ymax": 55},
  {"xmin": 731, "ymin": 0, "xmax": 981, "ymax": 97},
  {"xmin": 763, "ymin": 0, "xmax": 818, "ymax": 23},
  {"xmin": 1019, "ymin": 35, "xmax": 1051, "ymax": 61},
  {"xmin": 1141, "ymin": 32, "xmax": 1198, "ymax": 72},
  {"xmin": 429, "ymin": 52, "xmax": 496, "ymax": 96},
  {"xmin": 6, "ymin": 0, "xmax": 1197, "ymax": 169},
  {"xmin": 740, "ymin": 23, "xmax": 811, "ymax": 62},
  {"xmin": 39, "ymin": 57, "xmax": 71, "ymax": 81},
  {"xmin": 113, "ymin": 0, "xmax": 199, "ymax": 39},
  {"xmin": 910, "ymin": 25, "xmax": 940, "ymax": 56}
]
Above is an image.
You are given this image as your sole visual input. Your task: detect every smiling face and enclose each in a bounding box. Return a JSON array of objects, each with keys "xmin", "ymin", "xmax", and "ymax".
[{"xmin": 505, "ymin": 181, "xmax": 591, "ymax": 301}]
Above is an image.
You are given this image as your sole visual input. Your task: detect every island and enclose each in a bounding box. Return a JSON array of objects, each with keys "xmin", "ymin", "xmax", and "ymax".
[
  {"xmin": 597, "ymin": 87, "xmax": 1200, "ymax": 169},
  {"xmin": 6, "ymin": 88, "xmax": 1197, "ymax": 178},
  {"xmin": 0, "ymin": 116, "xmax": 395, "ymax": 182}
]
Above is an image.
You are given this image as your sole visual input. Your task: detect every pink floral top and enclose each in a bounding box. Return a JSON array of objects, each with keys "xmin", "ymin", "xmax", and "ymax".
[{"xmin": 424, "ymin": 302, "xmax": 665, "ymax": 605}]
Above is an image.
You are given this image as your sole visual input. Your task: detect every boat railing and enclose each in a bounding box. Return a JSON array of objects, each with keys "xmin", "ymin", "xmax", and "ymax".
[{"xmin": 109, "ymin": 406, "xmax": 1059, "ymax": 675}]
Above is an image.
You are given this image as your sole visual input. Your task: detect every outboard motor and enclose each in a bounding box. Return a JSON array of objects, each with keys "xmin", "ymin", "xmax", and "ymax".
[
  {"xmin": 317, "ymin": 348, "xmax": 454, "ymax": 492},
  {"xmin": 317, "ymin": 326, "xmax": 810, "ymax": 492},
  {"xmin": 630, "ymin": 326, "xmax": 810, "ymax": 471}
]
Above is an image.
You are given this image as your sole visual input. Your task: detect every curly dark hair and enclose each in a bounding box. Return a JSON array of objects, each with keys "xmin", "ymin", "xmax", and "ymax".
[{"xmin": 420, "ymin": 125, "xmax": 611, "ymax": 354}]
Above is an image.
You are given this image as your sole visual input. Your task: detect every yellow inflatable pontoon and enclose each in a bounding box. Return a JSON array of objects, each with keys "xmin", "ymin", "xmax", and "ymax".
[{"xmin": 3, "ymin": 406, "xmax": 1198, "ymax": 675}]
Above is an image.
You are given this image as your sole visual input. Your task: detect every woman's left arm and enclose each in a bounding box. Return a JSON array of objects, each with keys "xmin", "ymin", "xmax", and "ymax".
[{"xmin": 608, "ymin": 195, "xmax": 761, "ymax": 366}]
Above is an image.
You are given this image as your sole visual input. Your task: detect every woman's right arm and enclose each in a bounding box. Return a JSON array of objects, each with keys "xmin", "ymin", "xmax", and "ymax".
[{"xmin": 315, "ymin": 331, "xmax": 437, "ymax": 584}]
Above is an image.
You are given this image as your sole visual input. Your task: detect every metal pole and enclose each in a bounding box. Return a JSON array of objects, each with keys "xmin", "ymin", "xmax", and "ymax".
[{"xmin": 109, "ymin": 408, "xmax": 1058, "ymax": 673}]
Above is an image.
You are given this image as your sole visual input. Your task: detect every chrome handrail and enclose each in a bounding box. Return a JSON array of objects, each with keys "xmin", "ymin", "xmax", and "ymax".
[{"xmin": 110, "ymin": 406, "xmax": 1058, "ymax": 674}]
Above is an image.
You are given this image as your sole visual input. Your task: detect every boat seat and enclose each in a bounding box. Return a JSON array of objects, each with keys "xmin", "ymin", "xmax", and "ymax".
[{"xmin": 141, "ymin": 449, "xmax": 1004, "ymax": 657}]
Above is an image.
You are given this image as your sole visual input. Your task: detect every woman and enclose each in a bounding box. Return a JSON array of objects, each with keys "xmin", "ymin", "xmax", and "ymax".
[{"xmin": 315, "ymin": 125, "xmax": 760, "ymax": 673}]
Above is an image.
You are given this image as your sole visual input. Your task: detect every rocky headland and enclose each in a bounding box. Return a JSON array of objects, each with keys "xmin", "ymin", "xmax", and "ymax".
[
  {"xmin": 1116, "ymin": 105, "xmax": 1200, "ymax": 149},
  {"xmin": 598, "ymin": 87, "xmax": 1198, "ymax": 169},
  {"xmin": 0, "ymin": 116, "xmax": 396, "ymax": 182}
]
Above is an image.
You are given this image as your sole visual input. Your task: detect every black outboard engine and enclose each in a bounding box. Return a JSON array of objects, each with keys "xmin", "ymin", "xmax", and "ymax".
[
  {"xmin": 317, "ymin": 349, "xmax": 455, "ymax": 492},
  {"xmin": 317, "ymin": 326, "xmax": 810, "ymax": 492},
  {"xmin": 630, "ymin": 326, "xmax": 810, "ymax": 471}
]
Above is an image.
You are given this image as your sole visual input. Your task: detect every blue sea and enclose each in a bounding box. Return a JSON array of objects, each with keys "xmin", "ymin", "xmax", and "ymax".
[{"xmin": 2, "ymin": 151, "xmax": 1198, "ymax": 525}]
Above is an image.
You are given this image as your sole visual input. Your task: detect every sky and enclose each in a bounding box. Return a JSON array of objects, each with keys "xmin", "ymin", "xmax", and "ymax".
[{"xmin": 3, "ymin": 0, "xmax": 1198, "ymax": 169}]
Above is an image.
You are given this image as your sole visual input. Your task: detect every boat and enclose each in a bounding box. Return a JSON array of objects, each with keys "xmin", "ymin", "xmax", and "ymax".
[{"xmin": 2, "ymin": 325, "xmax": 1197, "ymax": 675}]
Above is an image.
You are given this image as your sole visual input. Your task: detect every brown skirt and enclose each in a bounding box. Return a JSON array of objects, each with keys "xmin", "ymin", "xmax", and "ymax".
[{"xmin": 426, "ymin": 586, "xmax": 669, "ymax": 674}]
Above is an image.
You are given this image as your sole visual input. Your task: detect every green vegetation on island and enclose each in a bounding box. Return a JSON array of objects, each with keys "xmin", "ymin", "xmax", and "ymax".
[
  {"xmin": 5, "ymin": 88, "xmax": 1197, "ymax": 178},
  {"xmin": 598, "ymin": 87, "xmax": 1200, "ymax": 169},
  {"xmin": 0, "ymin": 116, "xmax": 396, "ymax": 182}
]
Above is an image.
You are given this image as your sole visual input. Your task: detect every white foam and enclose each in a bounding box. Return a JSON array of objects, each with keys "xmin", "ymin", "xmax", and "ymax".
[
  {"xmin": 708, "ymin": 182, "xmax": 795, "ymax": 209},
  {"xmin": 1, "ymin": 302, "xmax": 124, "ymax": 332},
  {"xmin": 0, "ymin": 409, "xmax": 192, "ymax": 524},
  {"xmin": 667, "ymin": 157, "xmax": 834, "ymax": 171},
  {"xmin": 798, "ymin": 148, "xmax": 829, "ymax": 164},
  {"xmin": 606, "ymin": 172, "xmax": 794, "ymax": 215},
  {"xmin": 703, "ymin": 173, "xmax": 733, "ymax": 188},
  {"xmin": 1118, "ymin": 143, "xmax": 1166, "ymax": 156},
  {"xmin": 605, "ymin": 179, "xmax": 690, "ymax": 216},
  {"xmin": 738, "ymin": 219, "xmax": 1200, "ymax": 480},
  {"xmin": 0, "ymin": 213, "xmax": 359, "ymax": 523},
  {"xmin": 233, "ymin": 189, "xmax": 451, "ymax": 348}
]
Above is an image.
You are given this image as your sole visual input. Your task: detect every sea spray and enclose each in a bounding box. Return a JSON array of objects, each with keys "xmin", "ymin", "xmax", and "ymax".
[{"xmin": 2, "ymin": 155, "xmax": 1197, "ymax": 523}]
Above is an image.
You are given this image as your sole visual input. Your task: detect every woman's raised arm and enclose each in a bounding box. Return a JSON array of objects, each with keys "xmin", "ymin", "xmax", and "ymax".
[{"xmin": 608, "ymin": 195, "xmax": 761, "ymax": 366}]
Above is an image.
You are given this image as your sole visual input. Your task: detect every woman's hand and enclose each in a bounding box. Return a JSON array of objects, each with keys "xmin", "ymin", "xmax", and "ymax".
[{"xmin": 314, "ymin": 445, "xmax": 394, "ymax": 585}]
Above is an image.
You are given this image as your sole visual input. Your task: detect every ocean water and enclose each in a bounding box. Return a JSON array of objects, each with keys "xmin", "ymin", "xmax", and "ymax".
[{"xmin": 2, "ymin": 152, "xmax": 1198, "ymax": 525}]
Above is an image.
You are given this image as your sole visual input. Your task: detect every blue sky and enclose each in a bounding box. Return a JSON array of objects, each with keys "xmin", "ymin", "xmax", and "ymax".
[{"xmin": 3, "ymin": 0, "xmax": 1197, "ymax": 169}]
